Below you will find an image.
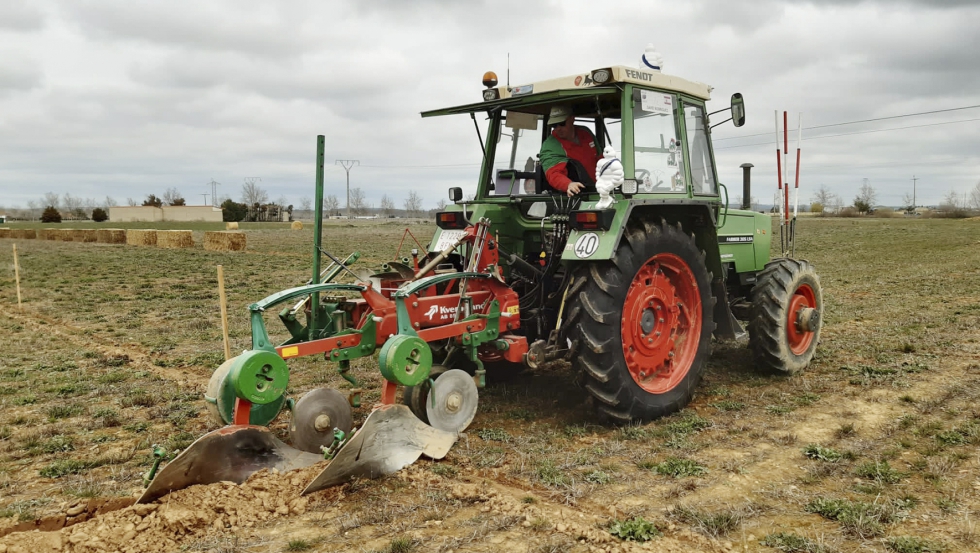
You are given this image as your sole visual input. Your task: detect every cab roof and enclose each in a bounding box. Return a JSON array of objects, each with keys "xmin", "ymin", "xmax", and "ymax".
[{"xmin": 422, "ymin": 65, "xmax": 713, "ymax": 118}]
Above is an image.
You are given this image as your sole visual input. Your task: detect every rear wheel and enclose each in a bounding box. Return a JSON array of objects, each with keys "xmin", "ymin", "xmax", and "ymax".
[
  {"xmin": 563, "ymin": 219, "xmax": 715, "ymax": 422},
  {"xmin": 748, "ymin": 258, "xmax": 822, "ymax": 374}
]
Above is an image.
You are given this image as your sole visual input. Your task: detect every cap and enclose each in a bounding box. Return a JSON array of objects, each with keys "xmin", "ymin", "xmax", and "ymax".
[{"xmin": 547, "ymin": 105, "xmax": 573, "ymax": 126}]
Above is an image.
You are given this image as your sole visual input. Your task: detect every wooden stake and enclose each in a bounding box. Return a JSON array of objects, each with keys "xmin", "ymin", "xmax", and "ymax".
[
  {"xmin": 217, "ymin": 265, "xmax": 232, "ymax": 361},
  {"xmin": 13, "ymin": 244, "xmax": 22, "ymax": 308}
]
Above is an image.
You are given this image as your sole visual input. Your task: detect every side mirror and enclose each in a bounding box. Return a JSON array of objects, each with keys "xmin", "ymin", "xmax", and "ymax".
[
  {"xmin": 448, "ymin": 187, "xmax": 463, "ymax": 202},
  {"xmin": 731, "ymin": 93, "xmax": 745, "ymax": 128}
]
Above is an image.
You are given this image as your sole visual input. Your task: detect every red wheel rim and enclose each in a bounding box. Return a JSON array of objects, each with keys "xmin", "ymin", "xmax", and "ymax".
[
  {"xmin": 620, "ymin": 253, "xmax": 702, "ymax": 394},
  {"xmin": 786, "ymin": 284, "xmax": 816, "ymax": 355}
]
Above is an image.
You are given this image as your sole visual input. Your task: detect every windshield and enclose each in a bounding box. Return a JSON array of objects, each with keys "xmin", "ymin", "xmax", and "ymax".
[{"xmin": 491, "ymin": 111, "xmax": 543, "ymax": 196}]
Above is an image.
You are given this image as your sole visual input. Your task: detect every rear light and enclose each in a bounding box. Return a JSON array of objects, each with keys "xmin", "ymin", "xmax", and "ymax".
[
  {"xmin": 436, "ymin": 211, "xmax": 466, "ymax": 229},
  {"xmin": 570, "ymin": 209, "xmax": 615, "ymax": 231}
]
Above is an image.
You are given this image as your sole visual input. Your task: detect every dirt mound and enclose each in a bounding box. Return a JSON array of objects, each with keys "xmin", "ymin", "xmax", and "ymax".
[{"xmin": 0, "ymin": 465, "xmax": 324, "ymax": 553}]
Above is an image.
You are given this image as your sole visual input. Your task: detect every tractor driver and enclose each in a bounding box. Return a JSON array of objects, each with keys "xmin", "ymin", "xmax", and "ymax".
[{"xmin": 539, "ymin": 105, "xmax": 602, "ymax": 197}]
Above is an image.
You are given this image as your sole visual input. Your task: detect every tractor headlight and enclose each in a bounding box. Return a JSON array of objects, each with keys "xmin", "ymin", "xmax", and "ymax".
[
  {"xmin": 622, "ymin": 179, "xmax": 638, "ymax": 195},
  {"xmin": 590, "ymin": 68, "xmax": 612, "ymax": 84},
  {"xmin": 482, "ymin": 89, "xmax": 499, "ymax": 101}
]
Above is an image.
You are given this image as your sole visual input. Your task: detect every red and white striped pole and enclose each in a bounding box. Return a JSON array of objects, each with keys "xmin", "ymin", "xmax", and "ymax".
[{"xmin": 794, "ymin": 113, "xmax": 802, "ymax": 219}]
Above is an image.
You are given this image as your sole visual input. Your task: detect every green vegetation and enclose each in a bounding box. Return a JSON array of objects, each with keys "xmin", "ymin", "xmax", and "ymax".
[
  {"xmin": 647, "ymin": 457, "xmax": 707, "ymax": 478},
  {"xmin": 762, "ymin": 532, "xmax": 835, "ymax": 553},
  {"xmin": 608, "ymin": 517, "xmax": 661, "ymax": 542},
  {"xmin": 803, "ymin": 444, "xmax": 843, "ymax": 462}
]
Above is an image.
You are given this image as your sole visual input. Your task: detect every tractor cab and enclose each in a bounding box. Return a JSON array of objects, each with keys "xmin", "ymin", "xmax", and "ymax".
[{"xmin": 423, "ymin": 64, "xmax": 745, "ymax": 208}]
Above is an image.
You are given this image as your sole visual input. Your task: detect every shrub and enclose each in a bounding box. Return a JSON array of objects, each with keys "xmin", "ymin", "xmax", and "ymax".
[
  {"xmin": 91, "ymin": 207, "xmax": 108, "ymax": 222},
  {"xmin": 142, "ymin": 194, "xmax": 163, "ymax": 207},
  {"xmin": 221, "ymin": 199, "xmax": 248, "ymax": 222},
  {"xmin": 41, "ymin": 206, "xmax": 62, "ymax": 223}
]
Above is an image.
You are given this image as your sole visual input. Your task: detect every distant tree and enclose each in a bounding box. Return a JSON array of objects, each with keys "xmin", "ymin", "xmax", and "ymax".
[
  {"xmin": 810, "ymin": 202, "xmax": 824, "ymax": 214},
  {"xmin": 323, "ymin": 195, "xmax": 340, "ymax": 217},
  {"xmin": 349, "ymin": 187, "xmax": 367, "ymax": 216},
  {"xmin": 380, "ymin": 194, "xmax": 395, "ymax": 216},
  {"xmin": 143, "ymin": 194, "xmax": 163, "ymax": 208},
  {"xmin": 26, "ymin": 199, "xmax": 42, "ymax": 220},
  {"xmin": 853, "ymin": 179, "xmax": 876, "ymax": 214},
  {"xmin": 435, "ymin": 198, "xmax": 447, "ymax": 211},
  {"xmin": 103, "ymin": 196, "xmax": 118, "ymax": 209},
  {"xmin": 221, "ymin": 199, "xmax": 247, "ymax": 222},
  {"xmin": 829, "ymin": 194, "xmax": 844, "ymax": 215},
  {"xmin": 299, "ymin": 197, "xmax": 312, "ymax": 216},
  {"xmin": 59, "ymin": 193, "xmax": 88, "ymax": 219},
  {"xmin": 91, "ymin": 207, "xmax": 108, "ymax": 222},
  {"xmin": 41, "ymin": 206, "xmax": 62, "ymax": 223},
  {"xmin": 969, "ymin": 180, "xmax": 980, "ymax": 211},
  {"xmin": 811, "ymin": 185, "xmax": 834, "ymax": 208},
  {"xmin": 241, "ymin": 180, "xmax": 268, "ymax": 206},
  {"xmin": 940, "ymin": 189, "xmax": 968, "ymax": 218},
  {"xmin": 901, "ymin": 192, "xmax": 916, "ymax": 214},
  {"xmin": 43, "ymin": 192, "xmax": 60, "ymax": 209},
  {"xmin": 286, "ymin": 204, "xmax": 294, "ymax": 221},
  {"xmin": 127, "ymin": 197, "xmax": 139, "ymax": 206},
  {"xmin": 403, "ymin": 190, "xmax": 423, "ymax": 217},
  {"xmin": 163, "ymin": 187, "xmax": 186, "ymax": 206}
]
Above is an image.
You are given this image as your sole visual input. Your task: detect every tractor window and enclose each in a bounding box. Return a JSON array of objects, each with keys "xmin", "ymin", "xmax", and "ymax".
[
  {"xmin": 632, "ymin": 90, "xmax": 685, "ymax": 193},
  {"xmin": 491, "ymin": 111, "xmax": 543, "ymax": 196},
  {"xmin": 684, "ymin": 104, "xmax": 717, "ymax": 195}
]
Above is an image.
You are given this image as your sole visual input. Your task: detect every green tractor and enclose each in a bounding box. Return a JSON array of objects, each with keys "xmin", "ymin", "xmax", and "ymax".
[
  {"xmin": 421, "ymin": 62, "xmax": 822, "ymax": 422},
  {"xmin": 141, "ymin": 55, "xmax": 822, "ymax": 502}
]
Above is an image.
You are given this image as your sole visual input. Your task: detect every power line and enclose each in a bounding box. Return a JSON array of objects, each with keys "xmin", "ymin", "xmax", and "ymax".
[
  {"xmin": 714, "ymin": 103, "xmax": 980, "ymax": 142},
  {"xmin": 715, "ymin": 116, "xmax": 980, "ymax": 151}
]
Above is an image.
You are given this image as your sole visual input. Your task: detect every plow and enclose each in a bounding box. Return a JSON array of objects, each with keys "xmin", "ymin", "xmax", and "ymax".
[{"xmin": 142, "ymin": 49, "xmax": 824, "ymax": 502}]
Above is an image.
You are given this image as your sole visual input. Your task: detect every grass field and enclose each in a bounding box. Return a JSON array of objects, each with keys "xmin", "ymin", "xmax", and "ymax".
[{"xmin": 0, "ymin": 217, "xmax": 978, "ymax": 552}]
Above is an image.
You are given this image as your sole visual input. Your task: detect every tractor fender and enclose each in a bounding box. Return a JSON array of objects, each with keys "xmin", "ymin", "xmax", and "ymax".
[
  {"xmin": 561, "ymin": 199, "xmax": 719, "ymax": 263},
  {"xmin": 561, "ymin": 199, "xmax": 744, "ymax": 341}
]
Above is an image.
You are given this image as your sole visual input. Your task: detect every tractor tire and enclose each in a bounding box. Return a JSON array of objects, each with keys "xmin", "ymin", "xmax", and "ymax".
[
  {"xmin": 748, "ymin": 258, "xmax": 822, "ymax": 374},
  {"xmin": 563, "ymin": 219, "xmax": 715, "ymax": 423}
]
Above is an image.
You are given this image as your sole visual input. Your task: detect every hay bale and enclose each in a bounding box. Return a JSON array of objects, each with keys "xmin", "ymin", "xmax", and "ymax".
[
  {"xmin": 225, "ymin": 222, "xmax": 239, "ymax": 230},
  {"xmin": 290, "ymin": 221, "xmax": 303, "ymax": 230},
  {"xmin": 157, "ymin": 230, "xmax": 194, "ymax": 249},
  {"xmin": 126, "ymin": 229, "xmax": 158, "ymax": 246},
  {"xmin": 57, "ymin": 229, "xmax": 74, "ymax": 241},
  {"xmin": 204, "ymin": 231, "xmax": 246, "ymax": 252},
  {"xmin": 72, "ymin": 229, "xmax": 98, "ymax": 243},
  {"xmin": 11, "ymin": 229, "xmax": 36, "ymax": 239},
  {"xmin": 97, "ymin": 228, "xmax": 126, "ymax": 244},
  {"xmin": 0, "ymin": 228, "xmax": 10, "ymax": 239},
  {"xmin": 39, "ymin": 228, "xmax": 60, "ymax": 240}
]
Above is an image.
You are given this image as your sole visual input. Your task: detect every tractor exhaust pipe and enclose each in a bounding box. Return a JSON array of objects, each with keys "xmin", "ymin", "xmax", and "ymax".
[{"xmin": 740, "ymin": 163, "xmax": 754, "ymax": 210}]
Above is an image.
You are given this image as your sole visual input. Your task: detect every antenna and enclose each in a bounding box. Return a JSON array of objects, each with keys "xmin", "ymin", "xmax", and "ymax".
[{"xmin": 507, "ymin": 52, "xmax": 510, "ymax": 86}]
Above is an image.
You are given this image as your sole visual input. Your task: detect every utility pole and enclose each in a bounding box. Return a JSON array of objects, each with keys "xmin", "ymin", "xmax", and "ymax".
[
  {"xmin": 208, "ymin": 178, "xmax": 220, "ymax": 207},
  {"xmin": 911, "ymin": 175, "xmax": 919, "ymax": 210},
  {"xmin": 202, "ymin": 193, "xmax": 209, "ymax": 206},
  {"xmin": 335, "ymin": 160, "xmax": 359, "ymax": 219}
]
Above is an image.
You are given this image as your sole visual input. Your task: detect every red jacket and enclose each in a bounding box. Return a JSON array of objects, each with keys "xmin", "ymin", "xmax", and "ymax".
[{"xmin": 540, "ymin": 126, "xmax": 602, "ymax": 192}]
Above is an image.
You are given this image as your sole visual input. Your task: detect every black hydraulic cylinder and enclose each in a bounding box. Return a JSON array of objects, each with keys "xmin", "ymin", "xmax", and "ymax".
[{"xmin": 740, "ymin": 163, "xmax": 754, "ymax": 210}]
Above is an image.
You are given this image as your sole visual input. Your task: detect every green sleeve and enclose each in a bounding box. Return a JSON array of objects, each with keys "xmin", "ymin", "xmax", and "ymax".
[{"xmin": 539, "ymin": 136, "xmax": 568, "ymax": 171}]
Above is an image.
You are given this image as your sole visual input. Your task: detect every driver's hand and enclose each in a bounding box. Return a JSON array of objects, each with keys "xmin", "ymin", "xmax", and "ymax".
[{"xmin": 567, "ymin": 182, "xmax": 585, "ymax": 196}]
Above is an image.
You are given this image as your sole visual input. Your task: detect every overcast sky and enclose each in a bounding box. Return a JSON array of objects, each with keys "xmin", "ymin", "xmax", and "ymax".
[{"xmin": 2, "ymin": 0, "xmax": 978, "ymax": 212}]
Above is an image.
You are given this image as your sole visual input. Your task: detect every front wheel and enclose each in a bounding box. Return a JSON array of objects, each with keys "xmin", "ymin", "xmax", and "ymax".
[
  {"xmin": 748, "ymin": 258, "xmax": 822, "ymax": 374},
  {"xmin": 563, "ymin": 219, "xmax": 715, "ymax": 423}
]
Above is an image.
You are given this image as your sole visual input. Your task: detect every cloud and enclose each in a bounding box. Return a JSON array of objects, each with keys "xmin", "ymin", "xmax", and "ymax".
[
  {"xmin": 0, "ymin": 1, "xmax": 45, "ymax": 32},
  {"xmin": 0, "ymin": 0, "xmax": 978, "ymax": 210}
]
